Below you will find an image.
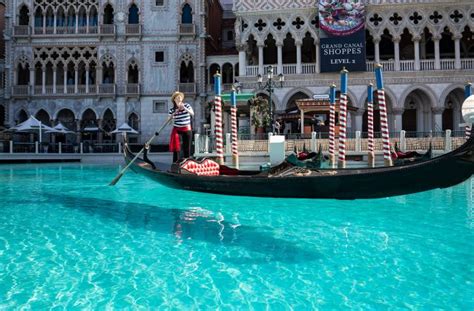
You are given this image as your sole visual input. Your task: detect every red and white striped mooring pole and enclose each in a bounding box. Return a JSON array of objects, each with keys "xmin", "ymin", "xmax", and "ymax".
[
  {"xmin": 213, "ymin": 72, "xmax": 224, "ymax": 165},
  {"xmin": 338, "ymin": 68, "xmax": 349, "ymax": 168},
  {"xmin": 375, "ymin": 64, "xmax": 393, "ymax": 167},
  {"xmin": 230, "ymin": 87, "xmax": 239, "ymax": 168},
  {"xmin": 367, "ymin": 83, "xmax": 375, "ymax": 167},
  {"xmin": 465, "ymin": 83, "xmax": 472, "ymax": 140},
  {"xmin": 329, "ymin": 83, "xmax": 336, "ymax": 168}
]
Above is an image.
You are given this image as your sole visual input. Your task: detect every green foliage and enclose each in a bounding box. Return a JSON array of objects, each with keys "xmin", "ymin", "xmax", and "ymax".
[{"xmin": 249, "ymin": 96, "xmax": 271, "ymax": 129}]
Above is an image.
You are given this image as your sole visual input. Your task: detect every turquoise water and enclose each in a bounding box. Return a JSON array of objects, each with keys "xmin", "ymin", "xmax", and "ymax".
[{"xmin": 0, "ymin": 164, "xmax": 473, "ymax": 309}]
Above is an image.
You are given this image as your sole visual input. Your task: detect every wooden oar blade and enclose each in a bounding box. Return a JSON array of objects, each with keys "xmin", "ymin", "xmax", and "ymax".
[{"xmin": 109, "ymin": 172, "xmax": 124, "ymax": 186}]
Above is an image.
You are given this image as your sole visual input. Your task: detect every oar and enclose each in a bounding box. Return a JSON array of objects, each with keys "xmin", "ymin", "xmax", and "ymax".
[{"xmin": 109, "ymin": 118, "xmax": 171, "ymax": 186}]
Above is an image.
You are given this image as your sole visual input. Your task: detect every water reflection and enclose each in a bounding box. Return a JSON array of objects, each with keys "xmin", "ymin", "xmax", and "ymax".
[{"xmin": 45, "ymin": 194, "xmax": 320, "ymax": 264}]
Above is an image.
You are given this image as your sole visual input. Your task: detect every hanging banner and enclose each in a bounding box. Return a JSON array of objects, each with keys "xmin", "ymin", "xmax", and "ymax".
[{"xmin": 319, "ymin": 0, "xmax": 366, "ymax": 72}]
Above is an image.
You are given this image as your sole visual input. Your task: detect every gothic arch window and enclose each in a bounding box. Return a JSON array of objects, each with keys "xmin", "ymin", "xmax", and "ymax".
[
  {"xmin": 422, "ymin": 28, "xmax": 434, "ymax": 59},
  {"xmin": 34, "ymin": 62, "xmax": 42, "ymax": 86},
  {"xmin": 380, "ymin": 29, "xmax": 394, "ymax": 60},
  {"xmin": 35, "ymin": 109, "xmax": 51, "ymax": 126},
  {"xmin": 128, "ymin": 3, "xmax": 139, "ymax": 24},
  {"xmin": 180, "ymin": 61, "xmax": 194, "ymax": 83},
  {"xmin": 19, "ymin": 5, "xmax": 30, "ymax": 26},
  {"xmin": 102, "ymin": 108, "xmax": 116, "ymax": 134},
  {"xmin": 102, "ymin": 55, "xmax": 115, "ymax": 84},
  {"xmin": 400, "ymin": 28, "xmax": 414, "ymax": 60},
  {"xmin": 222, "ymin": 63, "xmax": 233, "ymax": 84},
  {"xmin": 103, "ymin": 4, "xmax": 114, "ymax": 24},
  {"xmin": 81, "ymin": 109, "xmax": 98, "ymax": 128},
  {"xmin": 127, "ymin": 60, "xmax": 139, "ymax": 84},
  {"xmin": 246, "ymin": 35, "xmax": 258, "ymax": 65},
  {"xmin": 45, "ymin": 62, "xmax": 54, "ymax": 85},
  {"xmin": 78, "ymin": 6, "xmax": 87, "ymax": 27},
  {"xmin": 263, "ymin": 34, "xmax": 277, "ymax": 65},
  {"xmin": 302, "ymin": 32, "xmax": 316, "ymax": 63},
  {"xmin": 181, "ymin": 3, "xmax": 192, "ymax": 24},
  {"xmin": 365, "ymin": 30, "xmax": 375, "ymax": 60},
  {"xmin": 90, "ymin": 6, "xmax": 98, "ymax": 26},
  {"xmin": 128, "ymin": 113, "xmax": 139, "ymax": 131},
  {"xmin": 78, "ymin": 61, "xmax": 86, "ymax": 85},
  {"xmin": 67, "ymin": 7, "xmax": 76, "ymax": 29},
  {"xmin": 16, "ymin": 57, "xmax": 30, "ymax": 85},
  {"xmin": 57, "ymin": 109, "xmax": 76, "ymax": 131},
  {"xmin": 45, "ymin": 7, "xmax": 54, "ymax": 28},
  {"xmin": 17, "ymin": 109, "xmax": 28, "ymax": 124},
  {"xmin": 34, "ymin": 7, "xmax": 42, "ymax": 28},
  {"xmin": 56, "ymin": 7, "xmax": 65, "ymax": 28},
  {"xmin": 440, "ymin": 26, "xmax": 454, "ymax": 58},
  {"xmin": 461, "ymin": 26, "xmax": 472, "ymax": 58},
  {"xmin": 283, "ymin": 33, "xmax": 296, "ymax": 64}
]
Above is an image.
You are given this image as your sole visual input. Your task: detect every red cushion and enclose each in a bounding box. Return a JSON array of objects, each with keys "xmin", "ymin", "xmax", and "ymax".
[{"xmin": 180, "ymin": 159, "xmax": 220, "ymax": 176}]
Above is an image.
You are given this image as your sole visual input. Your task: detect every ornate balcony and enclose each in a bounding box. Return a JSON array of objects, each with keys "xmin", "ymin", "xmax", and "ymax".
[
  {"xmin": 11, "ymin": 85, "xmax": 30, "ymax": 98},
  {"xmin": 98, "ymin": 84, "xmax": 116, "ymax": 97},
  {"xmin": 125, "ymin": 84, "xmax": 141, "ymax": 98},
  {"xmin": 13, "ymin": 25, "xmax": 30, "ymax": 38},
  {"xmin": 178, "ymin": 83, "xmax": 196, "ymax": 94},
  {"xmin": 99, "ymin": 24, "xmax": 115, "ymax": 37},
  {"xmin": 125, "ymin": 24, "xmax": 141, "ymax": 37},
  {"xmin": 179, "ymin": 23, "xmax": 195, "ymax": 37}
]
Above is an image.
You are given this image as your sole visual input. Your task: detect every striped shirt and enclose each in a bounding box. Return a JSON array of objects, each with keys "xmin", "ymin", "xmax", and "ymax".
[{"xmin": 169, "ymin": 103, "xmax": 193, "ymax": 128}]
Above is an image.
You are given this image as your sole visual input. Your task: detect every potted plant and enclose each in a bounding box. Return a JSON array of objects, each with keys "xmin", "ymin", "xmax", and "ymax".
[{"xmin": 249, "ymin": 96, "xmax": 271, "ymax": 133}]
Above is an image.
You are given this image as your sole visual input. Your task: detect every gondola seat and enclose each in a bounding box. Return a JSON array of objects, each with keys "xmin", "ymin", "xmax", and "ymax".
[{"xmin": 178, "ymin": 158, "xmax": 220, "ymax": 176}]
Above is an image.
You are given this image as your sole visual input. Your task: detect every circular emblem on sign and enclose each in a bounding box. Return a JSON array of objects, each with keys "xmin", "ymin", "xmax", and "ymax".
[{"xmin": 318, "ymin": 0, "xmax": 365, "ymax": 36}]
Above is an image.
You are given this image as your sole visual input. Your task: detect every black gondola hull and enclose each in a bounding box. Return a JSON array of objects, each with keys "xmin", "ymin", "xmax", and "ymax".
[{"xmin": 124, "ymin": 139, "xmax": 474, "ymax": 199}]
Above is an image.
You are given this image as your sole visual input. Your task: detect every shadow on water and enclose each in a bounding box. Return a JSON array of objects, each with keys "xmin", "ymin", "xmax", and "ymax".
[{"xmin": 45, "ymin": 194, "xmax": 320, "ymax": 264}]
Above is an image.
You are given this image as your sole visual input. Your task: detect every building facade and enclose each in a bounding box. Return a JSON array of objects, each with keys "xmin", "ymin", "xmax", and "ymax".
[
  {"xmin": 207, "ymin": 0, "xmax": 474, "ymax": 135},
  {"xmin": 3, "ymin": 0, "xmax": 210, "ymax": 144}
]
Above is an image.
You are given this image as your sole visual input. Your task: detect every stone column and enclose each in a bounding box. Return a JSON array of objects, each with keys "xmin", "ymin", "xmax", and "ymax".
[
  {"xmin": 29, "ymin": 68, "xmax": 35, "ymax": 95},
  {"xmin": 74, "ymin": 66, "xmax": 78, "ymax": 93},
  {"xmin": 296, "ymin": 41, "xmax": 302, "ymax": 74},
  {"xmin": 85, "ymin": 66, "xmax": 89, "ymax": 93},
  {"xmin": 42, "ymin": 67, "xmax": 46, "ymax": 94},
  {"xmin": 43, "ymin": 14, "xmax": 46, "ymax": 34},
  {"xmin": 393, "ymin": 37, "xmax": 400, "ymax": 71},
  {"xmin": 432, "ymin": 106, "xmax": 444, "ymax": 132},
  {"xmin": 52, "ymin": 66, "xmax": 57, "ymax": 94},
  {"xmin": 75, "ymin": 14, "xmax": 79, "ymax": 34},
  {"xmin": 258, "ymin": 43, "xmax": 264, "ymax": 76},
  {"xmin": 392, "ymin": 108, "xmax": 404, "ymax": 133},
  {"xmin": 433, "ymin": 36, "xmax": 441, "ymax": 70},
  {"xmin": 300, "ymin": 109, "xmax": 304, "ymax": 134},
  {"xmin": 374, "ymin": 38, "xmax": 380, "ymax": 63},
  {"xmin": 276, "ymin": 42, "xmax": 283, "ymax": 75},
  {"xmin": 315, "ymin": 38, "xmax": 320, "ymax": 73},
  {"xmin": 238, "ymin": 45, "xmax": 246, "ymax": 77},
  {"xmin": 454, "ymin": 34, "xmax": 461, "ymax": 70},
  {"xmin": 414, "ymin": 37, "xmax": 420, "ymax": 71},
  {"xmin": 63, "ymin": 68, "xmax": 68, "ymax": 94},
  {"xmin": 98, "ymin": 119, "xmax": 103, "ymax": 143},
  {"xmin": 53, "ymin": 14, "xmax": 57, "ymax": 34}
]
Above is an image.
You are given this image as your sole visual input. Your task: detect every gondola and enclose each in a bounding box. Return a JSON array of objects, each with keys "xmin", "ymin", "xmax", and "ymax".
[{"xmin": 124, "ymin": 137, "xmax": 474, "ymax": 199}]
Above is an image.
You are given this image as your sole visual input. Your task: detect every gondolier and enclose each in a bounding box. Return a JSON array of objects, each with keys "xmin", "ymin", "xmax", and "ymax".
[{"xmin": 168, "ymin": 91, "xmax": 194, "ymax": 162}]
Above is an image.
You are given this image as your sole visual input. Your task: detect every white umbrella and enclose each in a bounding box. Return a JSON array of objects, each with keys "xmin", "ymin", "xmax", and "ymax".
[
  {"xmin": 45, "ymin": 122, "xmax": 75, "ymax": 134},
  {"xmin": 9, "ymin": 116, "xmax": 55, "ymax": 143},
  {"xmin": 110, "ymin": 122, "xmax": 139, "ymax": 134}
]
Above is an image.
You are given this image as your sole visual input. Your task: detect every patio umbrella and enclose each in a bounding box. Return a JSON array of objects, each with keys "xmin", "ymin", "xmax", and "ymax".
[
  {"xmin": 110, "ymin": 122, "xmax": 139, "ymax": 134},
  {"xmin": 9, "ymin": 116, "xmax": 55, "ymax": 143},
  {"xmin": 45, "ymin": 122, "xmax": 75, "ymax": 134}
]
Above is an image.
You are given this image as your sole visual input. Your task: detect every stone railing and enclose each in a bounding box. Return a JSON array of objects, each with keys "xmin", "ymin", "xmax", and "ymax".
[
  {"xmin": 179, "ymin": 23, "xmax": 195, "ymax": 35},
  {"xmin": 125, "ymin": 24, "xmax": 141, "ymax": 35},
  {"xmin": 178, "ymin": 83, "xmax": 196, "ymax": 94}
]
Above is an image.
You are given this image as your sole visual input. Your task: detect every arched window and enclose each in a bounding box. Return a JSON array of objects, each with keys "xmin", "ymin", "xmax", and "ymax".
[
  {"xmin": 128, "ymin": 62, "xmax": 139, "ymax": 84},
  {"xmin": 45, "ymin": 7, "xmax": 54, "ymax": 28},
  {"xmin": 67, "ymin": 7, "xmax": 76, "ymax": 29},
  {"xmin": 181, "ymin": 4, "xmax": 192, "ymax": 24},
  {"xmin": 102, "ymin": 62, "xmax": 115, "ymax": 84},
  {"xmin": 128, "ymin": 3, "xmax": 139, "ymax": 24},
  {"xmin": 0, "ymin": 105, "xmax": 5, "ymax": 128},
  {"xmin": 19, "ymin": 5, "xmax": 30, "ymax": 26},
  {"xmin": 17, "ymin": 63, "xmax": 30, "ymax": 85},
  {"xmin": 103, "ymin": 4, "xmax": 114, "ymax": 24},
  {"xmin": 78, "ymin": 7, "xmax": 87, "ymax": 27},
  {"xmin": 128, "ymin": 113, "xmax": 139, "ymax": 131},
  {"xmin": 102, "ymin": 109, "xmax": 116, "ymax": 135},
  {"xmin": 180, "ymin": 61, "xmax": 194, "ymax": 83},
  {"xmin": 35, "ymin": 109, "xmax": 51, "ymax": 126},
  {"xmin": 56, "ymin": 7, "xmax": 65, "ymax": 28},
  {"xmin": 57, "ymin": 109, "xmax": 76, "ymax": 132},
  {"xmin": 17, "ymin": 110, "xmax": 28, "ymax": 124},
  {"xmin": 89, "ymin": 6, "xmax": 98, "ymax": 27},
  {"xmin": 34, "ymin": 8, "xmax": 42, "ymax": 28}
]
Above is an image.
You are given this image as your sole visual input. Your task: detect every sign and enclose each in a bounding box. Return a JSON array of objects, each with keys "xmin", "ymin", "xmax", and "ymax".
[{"xmin": 318, "ymin": 0, "xmax": 366, "ymax": 72}]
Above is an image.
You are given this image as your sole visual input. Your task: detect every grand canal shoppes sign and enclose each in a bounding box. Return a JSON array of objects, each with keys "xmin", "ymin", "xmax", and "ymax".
[{"xmin": 318, "ymin": 0, "xmax": 366, "ymax": 72}]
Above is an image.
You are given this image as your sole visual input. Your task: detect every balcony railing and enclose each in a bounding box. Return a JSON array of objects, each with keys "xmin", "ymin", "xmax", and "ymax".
[
  {"xmin": 100, "ymin": 24, "xmax": 115, "ymax": 36},
  {"xmin": 99, "ymin": 84, "xmax": 116, "ymax": 96},
  {"xmin": 12, "ymin": 85, "xmax": 30, "ymax": 97},
  {"xmin": 13, "ymin": 25, "xmax": 30, "ymax": 37},
  {"xmin": 178, "ymin": 83, "xmax": 196, "ymax": 94},
  {"xmin": 179, "ymin": 23, "xmax": 195, "ymax": 35},
  {"xmin": 125, "ymin": 24, "xmax": 141, "ymax": 36},
  {"xmin": 125, "ymin": 83, "xmax": 141, "ymax": 96},
  {"xmin": 244, "ymin": 58, "xmax": 474, "ymax": 76}
]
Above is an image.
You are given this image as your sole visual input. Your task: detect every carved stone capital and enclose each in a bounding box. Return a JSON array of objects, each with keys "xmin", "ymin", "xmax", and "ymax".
[
  {"xmin": 432, "ymin": 106, "xmax": 444, "ymax": 114},
  {"xmin": 392, "ymin": 107, "xmax": 404, "ymax": 115}
]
